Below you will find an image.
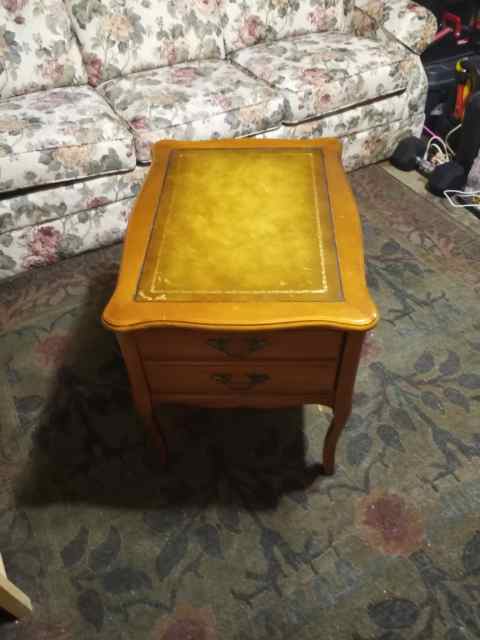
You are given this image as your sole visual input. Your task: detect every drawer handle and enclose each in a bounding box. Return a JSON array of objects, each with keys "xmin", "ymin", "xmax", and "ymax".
[
  {"xmin": 211, "ymin": 372, "xmax": 270, "ymax": 392},
  {"xmin": 207, "ymin": 336, "xmax": 268, "ymax": 358}
]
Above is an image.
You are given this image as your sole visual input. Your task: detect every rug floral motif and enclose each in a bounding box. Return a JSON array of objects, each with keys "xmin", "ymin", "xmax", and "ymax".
[{"xmin": 0, "ymin": 166, "xmax": 479, "ymax": 640}]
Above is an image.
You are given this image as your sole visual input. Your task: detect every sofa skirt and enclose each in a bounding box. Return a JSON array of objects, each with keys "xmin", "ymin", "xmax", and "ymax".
[
  {"xmin": 0, "ymin": 167, "xmax": 148, "ymax": 280},
  {"xmin": 261, "ymin": 113, "xmax": 424, "ymax": 171}
]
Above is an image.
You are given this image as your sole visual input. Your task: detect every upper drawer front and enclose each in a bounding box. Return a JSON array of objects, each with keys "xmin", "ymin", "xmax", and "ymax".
[
  {"xmin": 144, "ymin": 361, "xmax": 337, "ymax": 396},
  {"xmin": 135, "ymin": 328, "xmax": 343, "ymax": 361}
]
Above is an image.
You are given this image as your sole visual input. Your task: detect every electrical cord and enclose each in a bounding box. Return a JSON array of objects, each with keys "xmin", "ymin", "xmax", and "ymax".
[
  {"xmin": 444, "ymin": 189, "xmax": 480, "ymax": 208},
  {"xmin": 429, "ymin": 142, "xmax": 450, "ymax": 165},
  {"xmin": 445, "ymin": 122, "xmax": 463, "ymax": 156},
  {"xmin": 422, "ymin": 122, "xmax": 465, "ymax": 169},
  {"xmin": 425, "ymin": 135, "xmax": 450, "ymax": 159}
]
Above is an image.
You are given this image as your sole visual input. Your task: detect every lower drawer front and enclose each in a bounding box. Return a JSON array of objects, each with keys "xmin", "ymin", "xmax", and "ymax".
[{"xmin": 144, "ymin": 361, "xmax": 337, "ymax": 395}]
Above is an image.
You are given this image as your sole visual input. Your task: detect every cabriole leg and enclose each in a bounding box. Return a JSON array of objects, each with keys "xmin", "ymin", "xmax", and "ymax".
[{"xmin": 321, "ymin": 331, "xmax": 366, "ymax": 475}]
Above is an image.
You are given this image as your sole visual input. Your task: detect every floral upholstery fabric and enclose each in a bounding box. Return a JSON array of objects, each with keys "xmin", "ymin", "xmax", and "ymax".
[
  {"xmin": 264, "ymin": 92, "xmax": 408, "ymax": 139},
  {"xmin": 220, "ymin": 0, "xmax": 352, "ymax": 54},
  {"xmin": 341, "ymin": 115, "xmax": 424, "ymax": 170},
  {"xmin": 66, "ymin": 0, "xmax": 225, "ymax": 86},
  {"xmin": 0, "ymin": 197, "xmax": 134, "ymax": 279},
  {"xmin": 259, "ymin": 53, "xmax": 427, "ymax": 145},
  {"xmin": 0, "ymin": 111, "xmax": 423, "ymax": 280},
  {"xmin": 0, "ymin": 87, "xmax": 135, "ymax": 194},
  {"xmin": 0, "ymin": 166, "xmax": 147, "ymax": 235},
  {"xmin": 0, "ymin": 0, "xmax": 87, "ymax": 100},
  {"xmin": 262, "ymin": 113, "xmax": 424, "ymax": 171},
  {"xmin": 355, "ymin": 0, "xmax": 437, "ymax": 54},
  {"xmin": 351, "ymin": 5, "xmax": 382, "ymax": 39},
  {"xmin": 98, "ymin": 60, "xmax": 285, "ymax": 163},
  {"xmin": 343, "ymin": 0, "xmax": 355, "ymax": 29},
  {"xmin": 402, "ymin": 53, "xmax": 429, "ymax": 122},
  {"xmin": 232, "ymin": 32, "xmax": 409, "ymax": 123},
  {"xmin": 0, "ymin": 0, "xmax": 433, "ymax": 281}
]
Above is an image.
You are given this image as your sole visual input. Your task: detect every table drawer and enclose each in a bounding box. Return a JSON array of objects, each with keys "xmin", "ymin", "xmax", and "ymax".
[
  {"xmin": 136, "ymin": 328, "xmax": 343, "ymax": 361},
  {"xmin": 143, "ymin": 361, "xmax": 337, "ymax": 395}
]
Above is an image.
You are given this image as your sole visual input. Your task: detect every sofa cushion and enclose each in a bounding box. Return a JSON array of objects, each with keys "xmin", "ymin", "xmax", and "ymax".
[
  {"xmin": 232, "ymin": 32, "xmax": 409, "ymax": 123},
  {"xmin": 0, "ymin": 0, "xmax": 87, "ymax": 100},
  {"xmin": 0, "ymin": 87, "xmax": 135, "ymax": 194},
  {"xmin": 98, "ymin": 60, "xmax": 285, "ymax": 163},
  {"xmin": 66, "ymin": 0, "xmax": 225, "ymax": 86},
  {"xmin": 220, "ymin": 0, "xmax": 353, "ymax": 54}
]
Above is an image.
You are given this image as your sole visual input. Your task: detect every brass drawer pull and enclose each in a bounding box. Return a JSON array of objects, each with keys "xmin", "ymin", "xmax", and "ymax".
[
  {"xmin": 211, "ymin": 372, "xmax": 270, "ymax": 392},
  {"xmin": 207, "ymin": 336, "xmax": 268, "ymax": 358}
]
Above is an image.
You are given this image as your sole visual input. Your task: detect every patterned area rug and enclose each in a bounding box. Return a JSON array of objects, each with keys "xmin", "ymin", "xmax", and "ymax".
[{"xmin": 1, "ymin": 165, "xmax": 480, "ymax": 640}]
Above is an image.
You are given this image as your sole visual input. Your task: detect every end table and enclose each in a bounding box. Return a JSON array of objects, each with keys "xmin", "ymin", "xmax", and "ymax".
[{"xmin": 102, "ymin": 138, "xmax": 378, "ymax": 474}]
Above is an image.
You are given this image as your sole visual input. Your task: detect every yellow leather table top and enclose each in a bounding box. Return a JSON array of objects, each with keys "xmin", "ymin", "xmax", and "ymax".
[
  {"xmin": 137, "ymin": 148, "xmax": 342, "ymax": 303},
  {"xmin": 102, "ymin": 138, "xmax": 378, "ymax": 332}
]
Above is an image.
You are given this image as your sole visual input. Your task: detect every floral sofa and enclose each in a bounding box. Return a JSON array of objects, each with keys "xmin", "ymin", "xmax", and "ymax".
[{"xmin": 0, "ymin": 0, "xmax": 437, "ymax": 280}]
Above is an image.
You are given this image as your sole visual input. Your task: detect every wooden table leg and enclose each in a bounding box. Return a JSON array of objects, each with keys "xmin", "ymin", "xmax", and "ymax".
[
  {"xmin": 145, "ymin": 415, "xmax": 168, "ymax": 466},
  {"xmin": 117, "ymin": 334, "xmax": 168, "ymax": 465},
  {"xmin": 0, "ymin": 554, "xmax": 32, "ymax": 619},
  {"xmin": 321, "ymin": 332, "xmax": 366, "ymax": 475},
  {"xmin": 322, "ymin": 409, "xmax": 350, "ymax": 476}
]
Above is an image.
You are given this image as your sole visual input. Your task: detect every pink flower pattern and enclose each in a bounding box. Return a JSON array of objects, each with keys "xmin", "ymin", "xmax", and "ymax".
[
  {"xmin": 37, "ymin": 60, "xmax": 66, "ymax": 84},
  {"xmin": 85, "ymin": 54, "xmax": 103, "ymax": 87},
  {"xmin": 130, "ymin": 116, "xmax": 149, "ymax": 130},
  {"xmin": 194, "ymin": 0, "xmax": 216, "ymax": 16},
  {"xmin": 302, "ymin": 68, "xmax": 333, "ymax": 86},
  {"xmin": 35, "ymin": 333, "xmax": 71, "ymax": 368},
  {"xmin": 356, "ymin": 490, "xmax": 425, "ymax": 557},
  {"xmin": 23, "ymin": 226, "xmax": 61, "ymax": 269},
  {"xmin": 86, "ymin": 197, "xmax": 111, "ymax": 209},
  {"xmin": 165, "ymin": 43, "xmax": 178, "ymax": 66},
  {"xmin": 239, "ymin": 15, "xmax": 267, "ymax": 46},
  {"xmin": 1, "ymin": 0, "xmax": 28, "ymax": 13},
  {"xmin": 170, "ymin": 66, "xmax": 199, "ymax": 83},
  {"xmin": 151, "ymin": 604, "xmax": 217, "ymax": 640}
]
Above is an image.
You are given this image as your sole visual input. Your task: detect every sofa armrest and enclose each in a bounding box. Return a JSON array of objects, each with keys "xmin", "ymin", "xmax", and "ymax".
[{"xmin": 354, "ymin": 0, "xmax": 437, "ymax": 54}]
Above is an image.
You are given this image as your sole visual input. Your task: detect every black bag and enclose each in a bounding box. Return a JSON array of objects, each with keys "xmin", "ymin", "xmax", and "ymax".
[{"xmin": 456, "ymin": 91, "xmax": 480, "ymax": 174}]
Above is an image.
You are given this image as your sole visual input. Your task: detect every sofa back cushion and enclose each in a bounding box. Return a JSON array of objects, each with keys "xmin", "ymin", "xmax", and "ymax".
[
  {"xmin": 66, "ymin": 0, "xmax": 226, "ymax": 86},
  {"xmin": 0, "ymin": 0, "xmax": 87, "ymax": 100},
  {"xmin": 220, "ymin": 0, "xmax": 353, "ymax": 54}
]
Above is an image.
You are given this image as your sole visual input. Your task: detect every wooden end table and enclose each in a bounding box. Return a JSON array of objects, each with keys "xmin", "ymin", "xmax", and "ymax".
[{"xmin": 102, "ymin": 138, "xmax": 378, "ymax": 474}]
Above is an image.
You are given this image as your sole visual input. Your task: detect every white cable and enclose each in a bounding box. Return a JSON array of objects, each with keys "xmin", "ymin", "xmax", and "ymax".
[
  {"xmin": 444, "ymin": 189, "xmax": 480, "ymax": 208},
  {"xmin": 429, "ymin": 142, "xmax": 449, "ymax": 165},
  {"xmin": 445, "ymin": 123, "xmax": 463, "ymax": 156},
  {"xmin": 425, "ymin": 135, "xmax": 450, "ymax": 160}
]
